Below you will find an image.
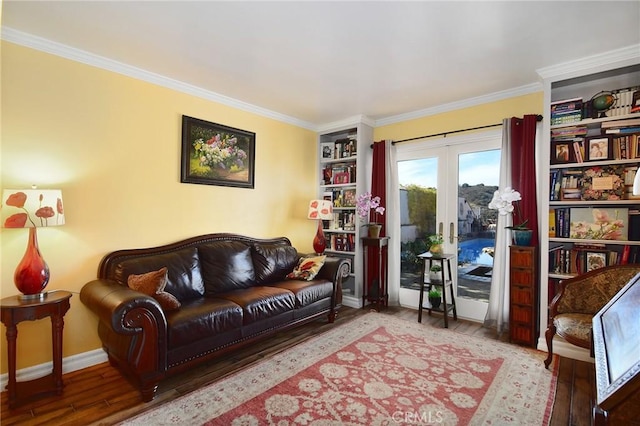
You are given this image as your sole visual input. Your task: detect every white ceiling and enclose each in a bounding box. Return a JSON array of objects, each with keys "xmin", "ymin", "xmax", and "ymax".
[{"xmin": 2, "ymin": 1, "xmax": 640, "ymax": 128}]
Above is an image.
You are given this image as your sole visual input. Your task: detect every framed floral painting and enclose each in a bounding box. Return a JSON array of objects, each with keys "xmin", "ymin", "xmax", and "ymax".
[
  {"xmin": 181, "ymin": 115, "xmax": 255, "ymax": 188},
  {"xmin": 569, "ymin": 207, "xmax": 628, "ymax": 240},
  {"xmin": 580, "ymin": 165, "xmax": 625, "ymax": 201}
]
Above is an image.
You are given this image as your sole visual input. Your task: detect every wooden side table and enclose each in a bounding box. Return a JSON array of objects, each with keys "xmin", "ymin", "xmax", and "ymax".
[
  {"xmin": 417, "ymin": 252, "xmax": 457, "ymax": 328},
  {"xmin": 361, "ymin": 236, "xmax": 389, "ymax": 311},
  {"xmin": 1, "ymin": 290, "xmax": 72, "ymax": 409}
]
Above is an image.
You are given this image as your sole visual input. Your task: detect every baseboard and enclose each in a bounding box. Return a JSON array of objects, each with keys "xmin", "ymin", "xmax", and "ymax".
[
  {"xmin": 536, "ymin": 336, "xmax": 594, "ymax": 364},
  {"xmin": 341, "ymin": 295, "xmax": 362, "ymax": 308},
  {"xmin": 0, "ymin": 348, "xmax": 108, "ymax": 390}
]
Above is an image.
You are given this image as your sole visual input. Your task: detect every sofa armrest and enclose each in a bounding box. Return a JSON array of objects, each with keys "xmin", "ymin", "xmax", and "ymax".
[
  {"xmin": 80, "ymin": 279, "xmax": 168, "ymax": 379},
  {"xmin": 317, "ymin": 257, "xmax": 349, "ymax": 307}
]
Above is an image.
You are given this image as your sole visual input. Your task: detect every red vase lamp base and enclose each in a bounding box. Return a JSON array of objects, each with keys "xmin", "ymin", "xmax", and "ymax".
[
  {"xmin": 14, "ymin": 228, "xmax": 50, "ymax": 300},
  {"xmin": 312, "ymin": 220, "xmax": 326, "ymax": 255}
]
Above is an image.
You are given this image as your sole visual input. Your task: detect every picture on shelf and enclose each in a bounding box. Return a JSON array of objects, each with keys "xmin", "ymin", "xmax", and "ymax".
[
  {"xmin": 585, "ymin": 251, "xmax": 607, "ymax": 272},
  {"xmin": 569, "ymin": 207, "xmax": 629, "ymax": 241},
  {"xmin": 581, "ymin": 165, "xmax": 625, "ymax": 201},
  {"xmin": 342, "ymin": 189, "xmax": 356, "ymax": 207},
  {"xmin": 554, "ymin": 142, "xmax": 571, "ymax": 163},
  {"xmin": 586, "ymin": 136, "xmax": 610, "ymax": 161},
  {"xmin": 321, "ymin": 142, "xmax": 334, "ymax": 159}
]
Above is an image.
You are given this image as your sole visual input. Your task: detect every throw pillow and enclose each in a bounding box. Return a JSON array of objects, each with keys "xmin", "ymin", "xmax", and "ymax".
[
  {"xmin": 127, "ymin": 267, "xmax": 181, "ymax": 312},
  {"xmin": 286, "ymin": 255, "xmax": 326, "ymax": 281}
]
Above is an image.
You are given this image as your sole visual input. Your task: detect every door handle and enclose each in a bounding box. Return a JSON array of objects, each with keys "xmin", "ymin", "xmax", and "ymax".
[
  {"xmin": 449, "ymin": 222, "xmax": 455, "ymax": 244},
  {"xmin": 438, "ymin": 222, "xmax": 444, "ymax": 238}
]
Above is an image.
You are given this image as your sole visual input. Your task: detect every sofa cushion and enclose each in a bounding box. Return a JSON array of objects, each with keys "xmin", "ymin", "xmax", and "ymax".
[
  {"xmin": 252, "ymin": 243, "xmax": 299, "ymax": 284},
  {"xmin": 127, "ymin": 267, "xmax": 181, "ymax": 312},
  {"xmin": 286, "ymin": 255, "xmax": 326, "ymax": 281},
  {"xmin": 217, "ymin": 286, "xmax": 295, "ymax": 324},
  {"xmin": 113, "ymin": 247, "xmax": 205, "ymax": 301},
  {"xmin": 199, "ymin": 241, "xmax": 256, "ymax": 294},
  {"xmin": 166, "ymin": 298, "xmax": 243, "ymax": 348},
  {"xmin": 269, "ymin": 279, "xmax": 334, "ymax": 308}
]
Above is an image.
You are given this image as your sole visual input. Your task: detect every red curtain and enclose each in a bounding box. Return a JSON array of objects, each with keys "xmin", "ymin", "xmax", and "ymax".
[
  {"xmin": 366, "ymin": 141, "xmax": 387, "ymax": 303},
  {"xmin": 510, "ymin": 115, "xmax": 539, "ymax": 247},
  {"xmin": 371, "ymin": 141, "xmax": 387, "ymax": 235}
]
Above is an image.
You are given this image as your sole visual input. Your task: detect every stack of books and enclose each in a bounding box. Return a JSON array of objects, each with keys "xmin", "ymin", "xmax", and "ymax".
[
  {"xmin": 609, "ymin": 87, "xmax": 640, "ymax": 116},
  {"xmin": 551, "ymin": 98, "xmax": 583, "ymax": 125}
]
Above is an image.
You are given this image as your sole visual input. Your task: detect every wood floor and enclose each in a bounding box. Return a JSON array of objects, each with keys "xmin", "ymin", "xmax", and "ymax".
[{"xmin": 1, "ymin": 306, "xmax": 595, "ymax": 425}]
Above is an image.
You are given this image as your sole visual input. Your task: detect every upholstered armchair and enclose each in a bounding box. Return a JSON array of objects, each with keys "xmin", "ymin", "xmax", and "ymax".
[{"xmin": 544, "ymin": 264, "xmax": 640, "ymax": 368}]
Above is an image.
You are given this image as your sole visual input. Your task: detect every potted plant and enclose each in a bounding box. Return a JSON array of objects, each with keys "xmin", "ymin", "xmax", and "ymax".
[
  {"xmin": 428, "ymin": 288, "xmax": 442, "ymax": 309},
  {"xmin": 427, "ymin": 233, "xmax": 444, "ymax": 255},
  {"xmin": 427, "ymin": 264, "xmax": 442, "ymax": 283},
  {"xmin": 356, "ymin": 192, "xmax": 385, "ymax": 238},
  {"xmin": 488, "ymin": 187, "xmax": 532, "ymax": 246}
]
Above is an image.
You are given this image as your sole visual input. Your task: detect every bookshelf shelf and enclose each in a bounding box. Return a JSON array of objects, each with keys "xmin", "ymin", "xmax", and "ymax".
[{"xmin": 549, "ymin": 238, "xmax": 640, "ymax": 246}]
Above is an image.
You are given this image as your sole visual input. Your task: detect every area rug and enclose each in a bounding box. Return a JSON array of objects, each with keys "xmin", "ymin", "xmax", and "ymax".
[{"xmin": 122, "ymin": 313, "xmax": 557, "ymax": 425}]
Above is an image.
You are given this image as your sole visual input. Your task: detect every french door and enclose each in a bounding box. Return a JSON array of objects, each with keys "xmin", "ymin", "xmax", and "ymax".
[{"xmin": 396, "ymin": 130, "xmax": 501, "ymax": 322}]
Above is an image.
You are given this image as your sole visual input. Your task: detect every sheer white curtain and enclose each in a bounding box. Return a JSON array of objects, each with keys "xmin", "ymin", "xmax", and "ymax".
[
  {"xmin": 384, "ymin": 140, "xmax": 400, "ymax": 306},
  {"xmin": 484, "ymin": 119, "xmax": 513, "ymax": 332}
]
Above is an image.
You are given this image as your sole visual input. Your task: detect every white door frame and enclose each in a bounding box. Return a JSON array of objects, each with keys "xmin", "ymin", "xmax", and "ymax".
[{"xmin": 395, "ymin": 129, "xmax": 501, "ymax": 322}]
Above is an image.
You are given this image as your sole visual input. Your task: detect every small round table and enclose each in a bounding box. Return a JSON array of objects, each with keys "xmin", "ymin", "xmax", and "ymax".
[{"xmin": 0, "ymin": 291, "xmax": 72, "ymax": 409}]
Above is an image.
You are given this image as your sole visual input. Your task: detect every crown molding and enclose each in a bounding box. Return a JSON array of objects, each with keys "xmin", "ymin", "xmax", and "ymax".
[
  {"xmin": 1, "ymin": 27, "xmax": 317, "ymax": 131},
  {"xmin": 536, "ymin": 44, "xmax": 640, "ymax": 81},
  {"xmin": 315, "ymin": 114, "xmax": 376, "ymax": 134},
  {"xmin": 374, "ymin": 82, "xmax": 542, "ymax": 127}
]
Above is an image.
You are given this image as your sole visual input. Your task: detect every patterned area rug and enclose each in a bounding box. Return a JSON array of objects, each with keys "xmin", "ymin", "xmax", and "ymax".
[{"xmin": 122, "ymin": 313, "xmax": 557, "ymax": 425}]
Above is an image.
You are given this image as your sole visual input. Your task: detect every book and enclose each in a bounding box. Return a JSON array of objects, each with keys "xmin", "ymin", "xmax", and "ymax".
[
  {"xmin": 549, "ymin": 210, "xmax": 556, "ymax": 237},
  {"xmin": 601, "ymin": 117, "xmax": 640, "ymax": 128},
  {"xmin": 605, "ymin": 126, "xmax": 640, "ymax": 134}
]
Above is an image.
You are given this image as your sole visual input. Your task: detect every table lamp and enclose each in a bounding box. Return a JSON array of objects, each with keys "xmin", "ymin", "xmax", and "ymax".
[
  {"xmin": 1, "ymin": 188, "xmax": 65, "ymax": 300},
  {"xmin": 307, "ymin": 199, "xmax": 333, "ymax": 254}
]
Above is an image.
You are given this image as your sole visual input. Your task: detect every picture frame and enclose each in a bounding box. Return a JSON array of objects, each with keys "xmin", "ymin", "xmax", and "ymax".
[
  {"xmin": 342, "ymin": 189, "xmax": 356, "ymax": 207},
  {"xmin": 552, "ymin": 141, "xmax": 572, "ymax": 164},
  {"xmin": 586, "ymin": 136, "xmax": 611, "ymax": 161},
  {"xmin": 581, "ymin": 165, "xmax": 625, "ymax": 201},
  {"xmin": 569, "ymin": 207, "xmax": 629, "ymax": 240},
  {"xmin": 585, "ymin": 251, "xmax": 607, "ymax": 272},
  {"xmin": 321, "ymin": 142, "xmax": 334, "ymax": 160},
  {"xmin": 181, "ymin": 115, "xmax": 255, "ymax": 188}
]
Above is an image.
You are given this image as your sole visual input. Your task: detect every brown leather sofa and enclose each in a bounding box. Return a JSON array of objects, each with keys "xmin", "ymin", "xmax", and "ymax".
[{"xmin": 80, "ymin": 233, "xmax": 348, "ymax": 401}]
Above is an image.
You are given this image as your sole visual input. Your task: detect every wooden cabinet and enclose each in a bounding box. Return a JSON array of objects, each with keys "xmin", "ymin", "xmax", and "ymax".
[
  {"xmin": 510, "ymin": 245, "xmax": 538, "ymax": 347},
  {"xmin": 317, "ymin": 121, "xmax": 373, "ymax": 307}
]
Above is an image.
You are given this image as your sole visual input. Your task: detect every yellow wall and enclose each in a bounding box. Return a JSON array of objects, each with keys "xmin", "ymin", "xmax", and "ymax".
[
  {"xmin": 373, "ymin": 93, "xmax": 543, "ymax": 142},
  {"xmin": 0, "ymin": 42, "xmax": 318, "ymax": 372},
  {"xmin": 0, "ymin": 40, "xmax": 544, "ymax": 375}
]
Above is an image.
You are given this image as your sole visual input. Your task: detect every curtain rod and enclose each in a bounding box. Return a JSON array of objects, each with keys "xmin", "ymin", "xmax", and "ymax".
[{"xmin": 372, "ymin": 114, "xmax": 543, "ymax": 147}]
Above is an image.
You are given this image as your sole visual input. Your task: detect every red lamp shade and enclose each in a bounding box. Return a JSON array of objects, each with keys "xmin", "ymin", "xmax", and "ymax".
[
  {"xmin": 2, "ymin": 188, "xmax": 65, "ymax": 300},
  {"xmin": 307, "ymin": 199, "xmax": 333, "ymax": 255}
]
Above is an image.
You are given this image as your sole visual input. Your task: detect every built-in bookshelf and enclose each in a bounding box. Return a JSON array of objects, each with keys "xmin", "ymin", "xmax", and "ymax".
[
  {"xmin": 538, "ymin": 54, "xmax": 640, "ymax": 359},
  {"xmin": 317, "ymin": 121, "xmax": 373, "ymax": 307},
  {"xmin": 539, "ymin": 59, "xmax": 640, "ymax": 357}
]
